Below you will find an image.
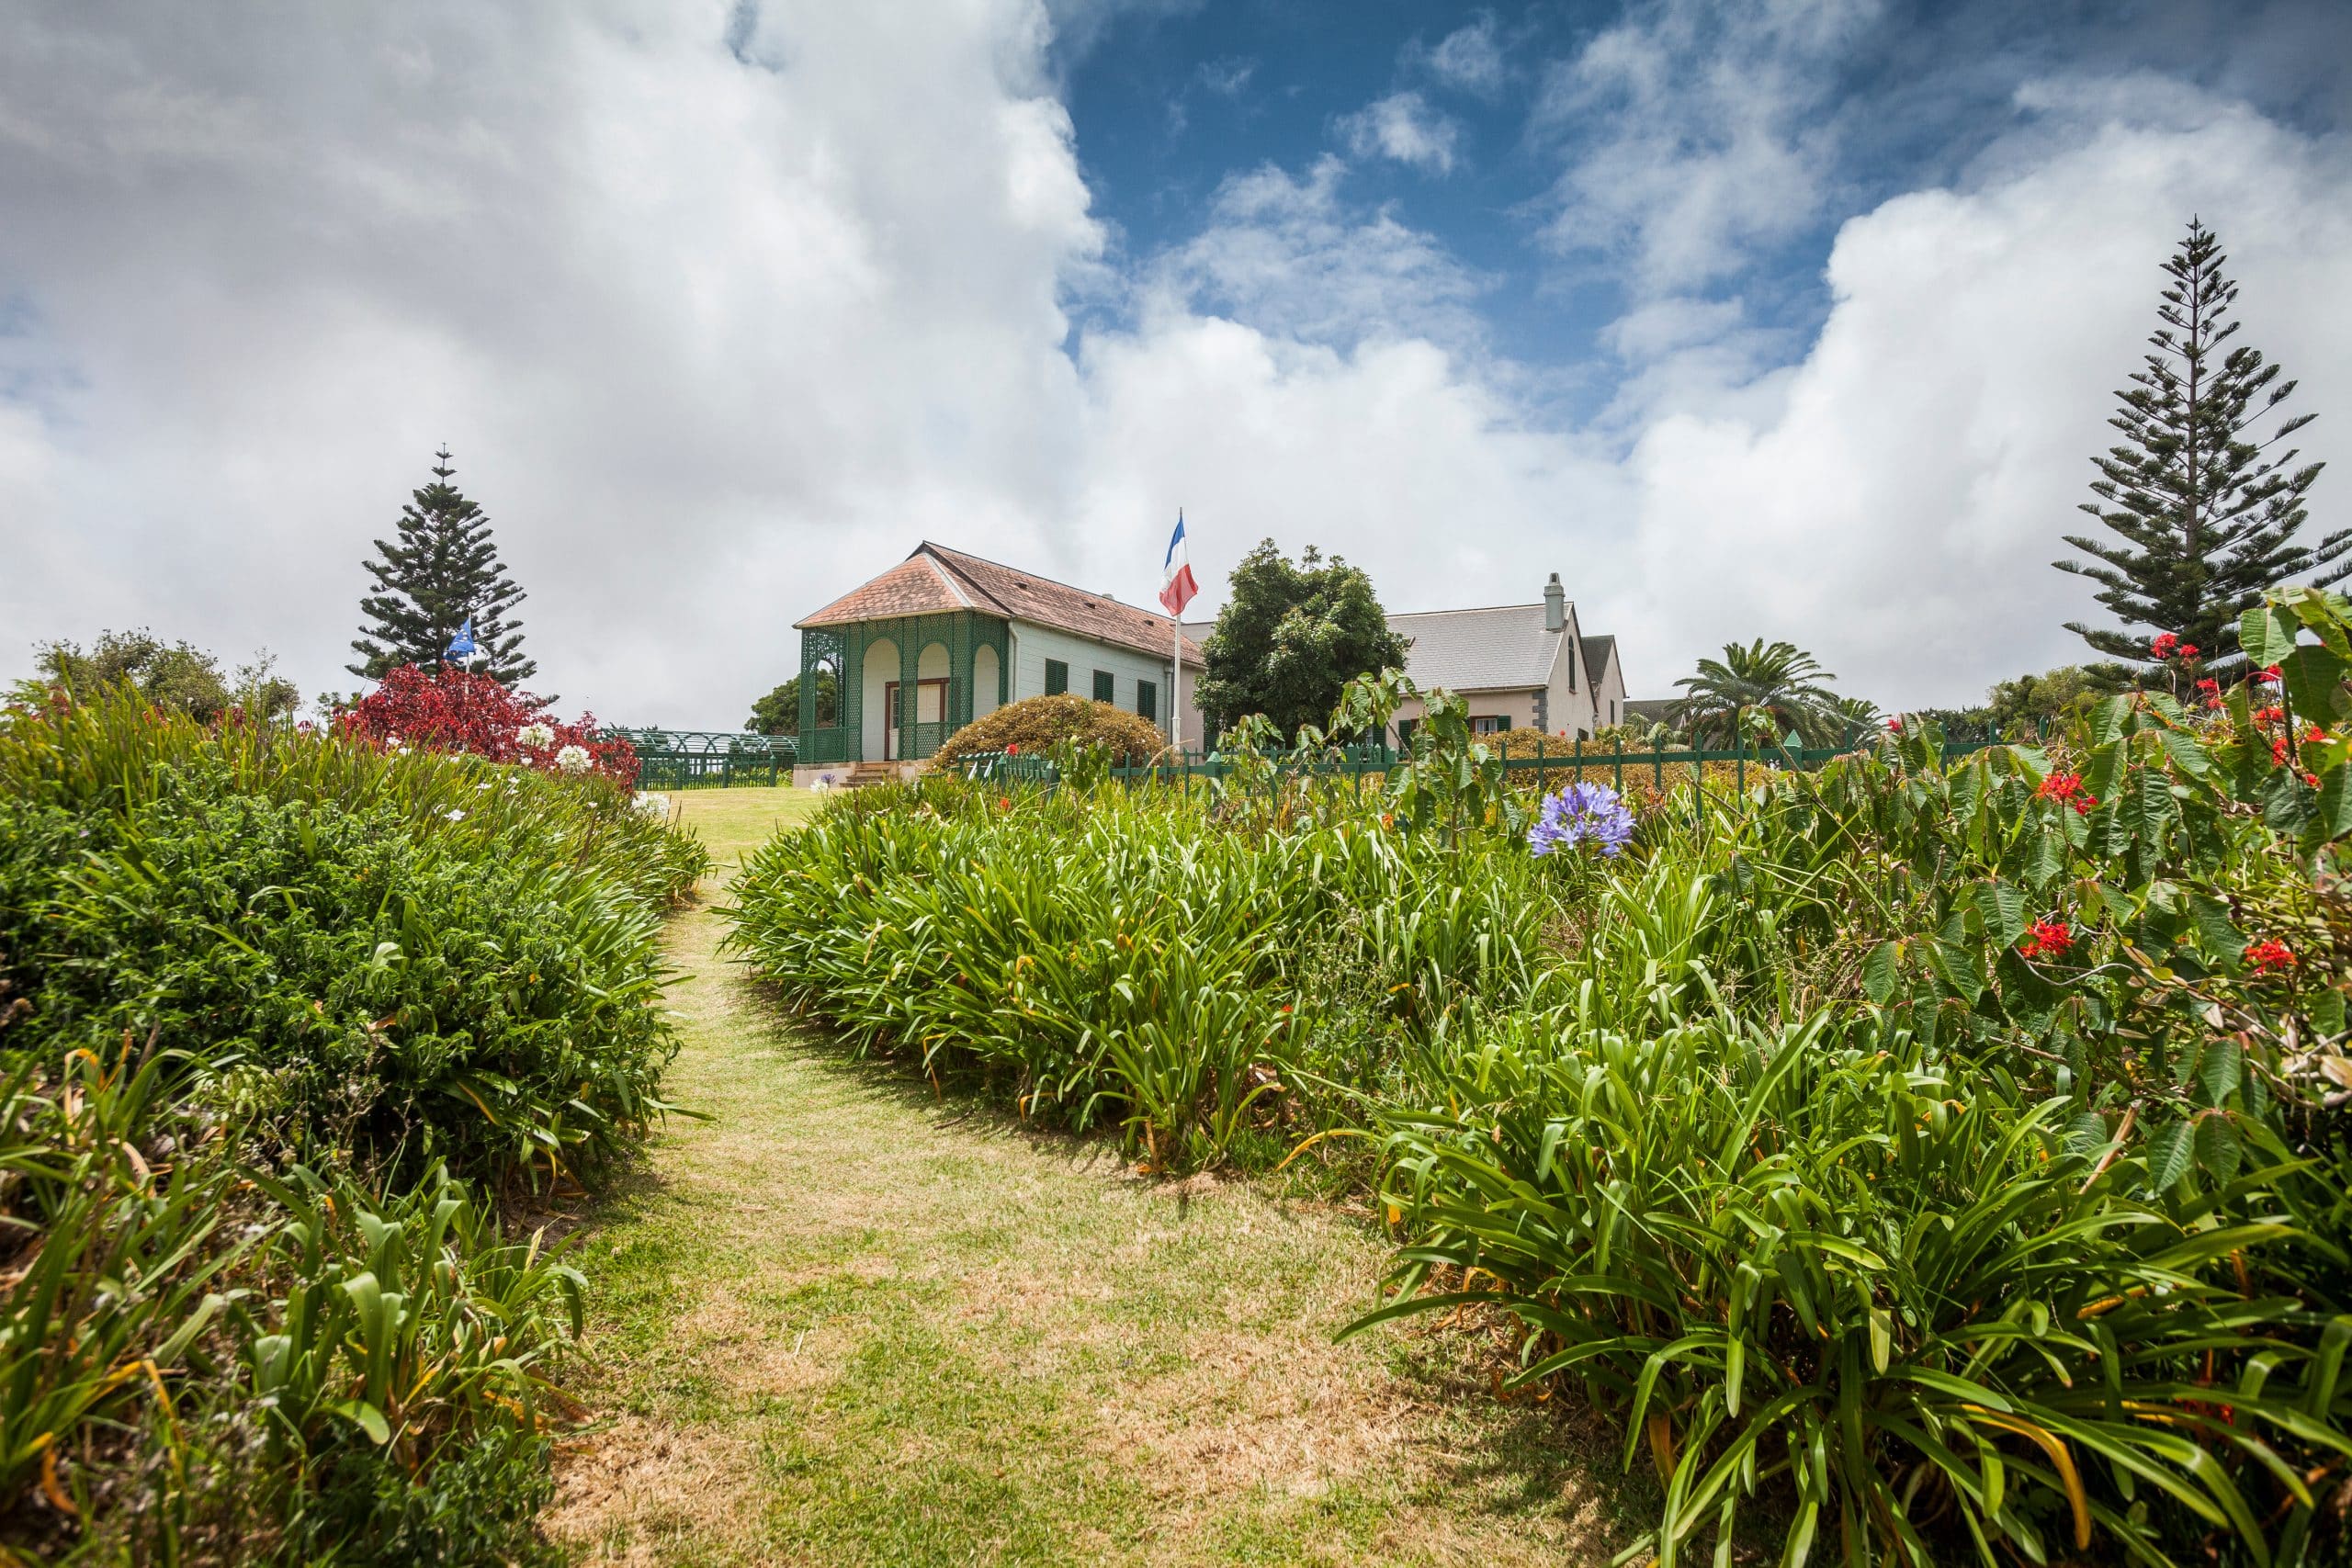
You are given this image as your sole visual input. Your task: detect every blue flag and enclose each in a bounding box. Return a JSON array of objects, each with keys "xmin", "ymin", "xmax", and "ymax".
[{"xmin": 445, "ymin": 618, "xmax": 478, "ymax": 661}]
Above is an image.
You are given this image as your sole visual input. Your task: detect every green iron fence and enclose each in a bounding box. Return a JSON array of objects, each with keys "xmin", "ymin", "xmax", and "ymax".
[
  {"xmin": 617, "ymin": 728, "xmax": 797, "ymax": 790},
  {"xmin": 949, "ymin": 721, "xmax": 2048, "ymax": 801}
]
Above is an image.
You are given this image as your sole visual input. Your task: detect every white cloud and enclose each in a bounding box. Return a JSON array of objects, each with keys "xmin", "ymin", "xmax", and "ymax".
[
  {"xmin": 1415, "ymin": 14, "xmax": 1507, "ymax": 100},
  {"xmin": 1145, "ymin": 157, "xmax": 1491, "ymax": 350},
  {"xmin": 1337, "ymin": 90, "xmax": 1464, "ymax": 175},
  {"xmin": 1196, "ymin": 57, "xmax": 1254, "ymax": 97},
  {"xmin": 1608, "ymin": 85, "xmax": 2352, "ymax": 705},
  {"xmin": 1, "ymin": 2, "xmax": 2345, "ymax": 734},
  {"xmin": 1533, "ymin": 0, "xmax": 1879, "ymax": 291},
  {"xmin": 0, "ymin": 0, "xmax": 1106, "ymax": 722}
]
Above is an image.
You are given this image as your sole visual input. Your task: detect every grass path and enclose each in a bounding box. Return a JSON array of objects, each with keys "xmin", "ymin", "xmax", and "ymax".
[{"xmin": 548, "ymin": 786, "xmax": 1627, "ymax": 1566}]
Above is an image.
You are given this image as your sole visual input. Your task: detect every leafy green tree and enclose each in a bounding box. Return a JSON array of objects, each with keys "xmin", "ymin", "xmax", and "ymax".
[
  {"xmin": 350, "ymin": 449, "xmax": 537, "ymax": 684},
  {"xmin": 1671, "ymin": 639, "xmax": 1841, "ymax": 745},
  {"xmin": 1984, "ymin": 666, "xmax": 2094, "ymax": 734},
  {"xmin": 2057, "ymin": 219, "xmax": 2340, "ymax": 677},
  {"xmin": 746, "ymin": 669, "xmax": 836, "ymax": 736},
  {"xmin": 1195, "ymin": 540, "xmax": 1408, "ymax": 740},
  {"xmin": 20, "ymin": 629, "xmax": 299, "ymax": 721}
]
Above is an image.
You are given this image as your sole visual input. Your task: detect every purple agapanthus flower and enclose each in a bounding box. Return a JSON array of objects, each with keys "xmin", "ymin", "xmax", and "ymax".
[{"xmin": 1528, "ymin": 782, "xmax": 1636, "ymax": 859}]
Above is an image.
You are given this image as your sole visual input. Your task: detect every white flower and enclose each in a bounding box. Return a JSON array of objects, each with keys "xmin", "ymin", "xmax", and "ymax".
[
  {"xmin": 446, "ymin": 807, "xmax": 466, "ymax": 822},
  {"xmin": 515, "ymin": 722, "xmax": 556, "ymax": 750},
  {"xmin": 633, "ymin": 792, "xmax": 671, "ymax": 818},
  {"xmin": 556, "ymin": 744, "xmax": 593, "ymax": 776}
]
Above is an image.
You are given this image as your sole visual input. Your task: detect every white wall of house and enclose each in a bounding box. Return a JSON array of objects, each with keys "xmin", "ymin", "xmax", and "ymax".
[
  {"xmin": 860, "ymin": 637, "xmax": 899, "ymax": 760},
  {"xmin": 973, "ymin": 644, "xmax": 1002, "ymax": 718},
  {"xmin": 1007, "ymin": 619, "xmax": 1174, "ymax": 722},
  {"xmin": 1593, "ymin": 655, "xmax": 1629, "ymax": 730}
]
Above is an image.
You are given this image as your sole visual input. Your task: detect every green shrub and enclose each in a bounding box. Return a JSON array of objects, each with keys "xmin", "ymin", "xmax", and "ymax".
[
  {"xmin": 0, "ymin": 693, "xmax": 703, "ymax": 1562},
  {"xmin": 0, "ymin": 696, "xmax": 701, "ymax": 1192},
  {"xmin": 932, "ymin": 693, "xmax": 1168, "ymax": 767}
]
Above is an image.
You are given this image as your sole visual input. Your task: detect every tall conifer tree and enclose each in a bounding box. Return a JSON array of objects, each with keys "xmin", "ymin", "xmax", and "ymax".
[
  {"xmin": 2056, "ymin": 219, "xmax": 2339, "ymax": 677},
  {"xmin": 349, "ymin": 449, "xmax": 537, "ymax": 683}
]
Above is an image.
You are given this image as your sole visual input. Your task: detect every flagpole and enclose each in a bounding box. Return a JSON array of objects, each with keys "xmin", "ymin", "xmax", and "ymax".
[{"xmin": 1170, "ymin": 508, "xmax": 1183, "ymax": 763}]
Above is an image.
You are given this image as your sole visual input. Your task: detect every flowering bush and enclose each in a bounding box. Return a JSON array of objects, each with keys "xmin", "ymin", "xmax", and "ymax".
[
  {"xmin": 1526, "ymin": 781, "xmax": 1636, "ymax": 859},
  {"xmin": 337, "ymin": 665, "xmax": 637, "ymax": 785}
]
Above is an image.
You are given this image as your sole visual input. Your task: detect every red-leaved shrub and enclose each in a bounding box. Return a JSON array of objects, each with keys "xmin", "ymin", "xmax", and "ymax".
[{"xmin": 336, "ymin": 665, "xmax": 639, "ymax": 785}]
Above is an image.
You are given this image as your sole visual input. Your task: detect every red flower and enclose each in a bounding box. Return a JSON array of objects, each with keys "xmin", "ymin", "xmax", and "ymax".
[
  {"xmin": 2256, "ymin": 664, "xmax": 2282, "ymax": 684},
  {"xmin": 2194, "ymin": 677, "xmax": 2220, "ymax": 694},
  {"xmin": 1883, "ymin": 716, "xmax": 1901, "ymax": 731},
  {"xmin": 2244, "ymin": 938, "xmax": 2297, "ymax": 975},
  {"xmin": 2254, "ymin": 705, "xmax": 2285, "ymax": 725},
  {"xmin": 335, "ymin": 666, "xmax": 637, "ymax": 786},
  {"xmin": 998, "ymin": 796, "xmax": 1011, "ymax": 810},
  {"xmin": 2151, "ymin": 632, "xmax": 2179, "ymax": 658},
  {"xmin": 2018, "ymin": 919, "xmax": 2074, "ymax": 960},
  {"xmin": 2177, "ymin": 643, "xmax": 2200, "ymax": 662},
  {"xmin": 2304, "ymin": 724, "xmax": 2327, "ymax": 744},
  {"xmin": 1004, "ymin": 742, "xmax": 1020, "ymax": 756},
  {"xmin": 2305, "ymin": 772, "xmax": 2322, "ymax": 788},
  {"xmin": 2036, "ymin": 773, "xmax": 2098, "ymax": 814},
  {"xmin": 2273, "ymin": 736, "xmax": 2292, "ymax": 765},
  {"xmin": 2206, "ymin": 696, "xmax": 2225, "ymax": 710}
]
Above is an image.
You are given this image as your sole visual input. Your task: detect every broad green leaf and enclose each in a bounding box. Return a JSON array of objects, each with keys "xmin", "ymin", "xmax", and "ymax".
[
  {"xmin": 334, "ymin": 1399, "xmax": 391, "ymax": 1445},
  {"xmin": 2312, "ymin": 763, "xmax": 2352, "ymax": 849},
  {"xmin": 2199, "ymin": 1038, "xmax": 2244, "ymax": 1108},
  {"xmin": 1972, "ymin": 881, "xmax": 2026, "ymax": 950},
  {"xmin": 2144, "ymin": 1120, "xmax": 2195, "ymax": 1192},
  {"xmin": 2240, "ymin": 604, "xmax": 2301, "ymax": 667},
  {"xmin": 2195, "ymin": 1112, "xmax": 2244, "ymax": 1184},
  {"xmin": 2282, "ymin": 645, "xmax": 2346, "ymax": 723},
  {"xmin": 1861, "ymin": 941, "xmax": 1901, "ymax": 1006},
  {"xmin": 2188, "ymin": 895, "xmax": 2245, "ymax": 966}
]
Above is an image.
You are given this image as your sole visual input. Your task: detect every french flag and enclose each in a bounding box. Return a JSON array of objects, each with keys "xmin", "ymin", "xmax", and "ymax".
[{"xmin": 1159, "ymin": 512, "xmax": 1199, "ymax": 616}]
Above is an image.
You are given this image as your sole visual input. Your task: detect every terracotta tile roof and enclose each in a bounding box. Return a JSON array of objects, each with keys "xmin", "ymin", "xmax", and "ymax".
[
  {"xmin": 799, "ymin": 543, "xmax": 1202, "ymax": 663},
  {"xmin": 794, "ymin": 553, "xmax": 974, "ymax": 626}
]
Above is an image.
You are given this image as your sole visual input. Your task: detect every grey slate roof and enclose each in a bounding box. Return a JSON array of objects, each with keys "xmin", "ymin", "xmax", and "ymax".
[
  {"xmin": 1580, "ymin": 634, "xmax": 1616, "ymax": 689},
  {"xmin": 1385, "ymin": 604, "xmax": 1560, "ymax": 693}
]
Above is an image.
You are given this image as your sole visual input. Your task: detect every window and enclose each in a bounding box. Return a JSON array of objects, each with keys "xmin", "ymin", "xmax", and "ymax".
[
  {"xmin": 1136, "ymin": 680, "xmax": 1158, "ymax": 722},
  {"xmin": 1610, "ymin": 699, "xmax": 1617, "ymax": 725},
  {"xmin": 1045, "ymin": 660, "xmax": 1069, "ymax": 695},
  {"xmin": 1092, "ymin": 670, "xmax": 1114, "ymax": 704},
  {"xmin": 1472, "ymin": 716, "xmax": 1505, "ymax": 735},
  {"xmin": 1396, "ymin": 718, "xmax": 1419, "ymax": 749}
]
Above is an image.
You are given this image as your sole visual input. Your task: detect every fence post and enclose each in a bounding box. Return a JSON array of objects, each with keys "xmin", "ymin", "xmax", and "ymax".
[
  {"xmin": 1613, "ymin": 743, "xmax": 1623, "ymax": 794},
  {"xmin": 1736, "ymin": 739, "xmax": 1745, "ymax": 793},
  {"xmin": 1654, "ymin": 734, "xmax": 1664, "ymax": 794},
  {"xmin": 1536, "ymin": 735, "xmax": 1546, "ymax": 797}
]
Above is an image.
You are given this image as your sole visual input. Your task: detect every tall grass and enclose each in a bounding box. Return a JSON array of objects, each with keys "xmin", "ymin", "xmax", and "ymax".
[{"xmin": 725, "ymin": 775, "xmax": 1557, "ymax": 1168}]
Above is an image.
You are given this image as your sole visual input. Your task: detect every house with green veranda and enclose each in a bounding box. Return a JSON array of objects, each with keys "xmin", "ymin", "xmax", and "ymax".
[{"xmin": 790, "ymin": 541, "xmax": 1202, "ymax": 783}]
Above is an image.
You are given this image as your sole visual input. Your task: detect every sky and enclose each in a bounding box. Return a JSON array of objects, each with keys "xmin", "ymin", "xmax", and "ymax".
[{"xmin": 2, "ymin": 0, "xmax": 2348, "ymax": 727}]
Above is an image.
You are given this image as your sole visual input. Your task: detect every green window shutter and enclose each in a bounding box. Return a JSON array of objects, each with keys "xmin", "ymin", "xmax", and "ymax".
[
  {"xmin": 1092, "ymin": 670, "xmax": 1114, "ymax": 704},
  {"xmin": 1045, "ymin": 660, "xmax": 1068, "ymax": 695},
  {"xmin": 1136, "ymin": 680, "xmax": 1157, "ymax": 721}
]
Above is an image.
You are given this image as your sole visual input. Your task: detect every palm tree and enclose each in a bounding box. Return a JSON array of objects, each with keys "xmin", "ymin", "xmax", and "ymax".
[{"xmin": 1672, "ymin": 639, "xmax": 1842, "ymax": 746}]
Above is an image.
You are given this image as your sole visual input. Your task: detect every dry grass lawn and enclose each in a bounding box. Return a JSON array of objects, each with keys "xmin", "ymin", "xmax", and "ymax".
[{"xmin": 548, "ymin": 784, "xmax": 1636, "ymax": 1565}]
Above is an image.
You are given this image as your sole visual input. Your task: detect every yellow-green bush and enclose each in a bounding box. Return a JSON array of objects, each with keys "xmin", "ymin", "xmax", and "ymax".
[{"xmin": 933, "ymin": 694, "xmax": 1168, "ymax": 767}]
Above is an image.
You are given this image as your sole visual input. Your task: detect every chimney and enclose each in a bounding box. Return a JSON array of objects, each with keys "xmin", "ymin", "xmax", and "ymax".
[{"xmin": 1544, "ymin": 572, "xmax": 1566, "ymax": 633}]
